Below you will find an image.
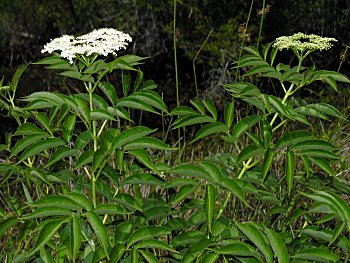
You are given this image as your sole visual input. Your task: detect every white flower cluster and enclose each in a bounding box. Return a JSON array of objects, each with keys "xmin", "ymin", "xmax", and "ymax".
[
  {"xmin": 273, "ymin": 32, "xmax": 337, "ymax": 52},
  {"xmin": 42, "ymin": 28, "xmax": 132, "ymax": 63}
]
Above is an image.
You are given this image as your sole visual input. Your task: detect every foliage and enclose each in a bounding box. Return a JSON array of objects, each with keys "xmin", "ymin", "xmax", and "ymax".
[{"xmin": 1, "ymin": 28, "xmax": 350, "ymax": 263}]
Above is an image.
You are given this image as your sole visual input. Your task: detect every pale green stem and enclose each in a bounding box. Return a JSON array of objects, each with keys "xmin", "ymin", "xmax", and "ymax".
[{"xmin": 256, "ymin": 0, "xmax": 266, "ymax": 49}]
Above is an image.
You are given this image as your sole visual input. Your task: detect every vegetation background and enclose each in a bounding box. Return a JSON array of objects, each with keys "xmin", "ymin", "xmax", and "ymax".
[{"xmin": 1, "ymin": 0, "xmax": 349, "ymax": 133}]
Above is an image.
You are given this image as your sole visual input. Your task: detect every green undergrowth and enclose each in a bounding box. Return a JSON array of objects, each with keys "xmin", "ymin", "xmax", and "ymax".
[{"xmin": 0, "ymin": 31, "xmax": 350, "ymax": 263}]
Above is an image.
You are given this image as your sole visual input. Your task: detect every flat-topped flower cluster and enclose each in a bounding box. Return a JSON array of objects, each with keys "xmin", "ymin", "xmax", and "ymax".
[
  {"xmin": 42, "ymin": 28, "xmax": 132, "ymax": 63},
  {"xmin": 273, "ymin": 32, "xmax": 337, "ymax": 52}
]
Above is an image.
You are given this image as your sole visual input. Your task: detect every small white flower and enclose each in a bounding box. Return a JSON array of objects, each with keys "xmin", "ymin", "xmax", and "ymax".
[
  {"xmin": 273, "ymin": 32, "xmax": 337, "ymax": 52},
  {"xmin": 41, "ymin": 28, "xmax": 132, "ymax": 63}
]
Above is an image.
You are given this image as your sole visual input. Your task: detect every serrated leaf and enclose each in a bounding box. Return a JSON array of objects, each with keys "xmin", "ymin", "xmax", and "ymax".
[
  {"xmin": 112, "ymin": 126, "xmax": 155, "ymax": 150},
  {"xmin": 134, "ymin": 239, "xmax": 177, "ymax": 253},
  {"xmin": 46, "ymin": 147, "xmax": 78, "ymax": 167},
  {"xmin": 224, "ymin": 102, "xmax": 234, "ymax": 129},
  {"xmin": 233, "ymin": 115, "xmax": 261, "ymax": 140},
  {"xmin": 286, "ymin": 151, "xmax": 295, "ymax": 196},
  {"xmin": 182, "ymin": 239, "xmax": 212, "ymax": 263},
  {"xmin": 93, "ymin": 147, "xmax": 110, "ymax": 172},
  {"xmin": 98, "ymin": 82, "xmax": 118, "ymax": 106},
  {"xmin": 292, "ymin": 140, "xmax": 338, "ymax": 151},
  {"xmin": 190, "ymin": 99, "xmax": 206, "ymax": 115},
  {"xmin": 172, "ymin": 115, "xmax": 215, "ymax": 129},
  {"xmin": 265, "ymin": 228, "xmax": 289, "ymax": 263},
  {"xmin": 62, "ymin": 114, "xmax": 76, "ymax": 142},
  {"xmin": 171, "ymin": 164, "xmax": 212, "ymax": 183},
  {"xmin": 198, "ymin": 161, "xmax": 222, "ymax": 182},
  {"xmin": 237, "ymin": 145, "xmax": 264, "ymax": 163},
  {"xmin": 91, "ymin": 109, "xmax": 115, "ymax": 121},
  {"xmin": 244, "ymin": 46, "xmax": 262, "ymax": 58},
  {"xmin": 129, "ymin": 90, "xmax": 168, "ymax": 113},
  {"xmin": 139, "ymin": 250, "xmax": 157, "ymax": 263},
  {"xmin": 29, "ymin": 219, "xmax": 67, "ymax": 257},
  {"xmin": 64, "ymin": 192, "xmax": 92, "ymax": 211},
  {"xmin": 124, "ymin": 137, "xmax": 173, "ymax": 151},
  {"xmin": 309, "ymin": 157, "xmax": 334, "ymax": 176},
  {"xmin": 262, "ymin": 148, "xmax": 275, "ymax": 182},
  {"xmin": 205, "ymin": 184, "xmax": 216, "ymax": 233},
  {"xmin": 302, "ymin": 149, "xmax": 339, "ymax": 159},
  {"xmin": 170, "ymin": 106, "xmax": 197, "ymax": 116},
  {"xmin": 0, "ymin": 217, "xmax": 19, "ymax": 238},
  {"xmin": 23, "ymin": 206, "xmax": 72, "ymax": 219},
  {"xmin": 34, "ymin": 55, "xmax": 64, "ymax": 65},
  {"xmin": 127, "ymin": 226, "xmax": 170, "ymax": 247},
  {"xmin": 19, "ymin": 138, "xmax": 66, "ymax": 162},
  {"xmin": 75, "ymin": 131, "xmax": 92, "ymax": 151},
  {"xmin": 93, "ymin": 204, "xmax": 130, "ymax": 215},
  {"xmin": 11, "ymin": 134, "xmax": 48, "ymax": 157},
  {"xmin": 123, "ymin": 173, "xmax": 165, "ymax": 186},
  {"xmin": 70, "ymin": 215, "xmax": 81, "ymax": 263},
  {"xmin": 244, "ymin": 65, "xmax": 275, "ymax": 76},
  {"xmin": 202, "ymin": 99, "xmax": 217, "ymax": 120},
  {"xmin": 30, "ymin": 195, "xmax": 83, "ymax": 210},
  {"xmin": 236, "ymin": 221, "xmax": 273, "ymax": 263},
  {"xmin": 113, "ymin": 193, "xmax": 143, "ymax": 212},
  {"xmin": 128, "ymin": 149, "xmax": 157, "ymax": 172},
  {"xmin": 13, "ymin": 123, "xmax": 47, "ymax": 136},
  {"xmin": 220, "ymin": 178, "xmax": 247, "ymax": 205},
  {"xmin": 171, "ymin": 184, "xmax": 198, "ymax": 204},
  {"xmin": 292, "ymin": 247, "xmax": 338, "ymax": 262},
  {"xmin": 116, "ymin": 97, "xmax": 157, "ymax": 113},
  {"xmin": 191, "ymin": 122, "xmax": 228, "ymax": 143},
  {"xmin": 171, "ymin": 230, "xmax": 206, "ymax": 247},
  {"xmin": 85, "ymin": 211, "xmax": 109, "ymax": 257},
  {"xmin": 275, "ymin": 130, "xmax": 312, "ymax": 149}
]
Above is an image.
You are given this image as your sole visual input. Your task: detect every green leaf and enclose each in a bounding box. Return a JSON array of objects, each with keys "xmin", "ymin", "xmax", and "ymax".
[
  {"xmin": 75, "ymin": 131, "xmax": 92, "ymax": 151},
  {"xmin": 76, "ymin": 150, "xmax": 94, "ymax": 168},
  {"xmin": 123, "ymin": 173, "xmax": 165, "ymax": 186},
  {"xmin": 292, "ymin": 247, "xmax": 338, "ymax": 262},
  {"xmin": 309, "ymin": 157, "xmax": 334, "ymax": 176},
  {"xmin": 202, "ymin": 99, "xmax": 217, "ymax": 120},
  {"xmin": 62, "ymin": 114, "xmax": 76, "ymax": 142},
  {"xmin": 93, "ymin": 147, "xmax": 110, "ymax": 172},
  {"xmin": 70, "ymin": 215, "xmax": 81, "ymax": 263},
  {"xmin": 34, "ymin": 55, "xmax": 64, "ymax": 65},
  {"xmin": 19, "ymin": 138, "xmax": 66, "ymax": 163},
  {"xmin": 46, "ymin": 147, "xmax": 78, "ymax": 167},
  {"xmin": 23, "ymin": 206, "xmax": 72, "ymax": 219},
  {"xmin": 129, "ymin": 90, "xmax": 168, "ymax": 113},
  {"xmin": 113, "ymin": 193, "xmax": 143, "ymax": 212},
  {"xmin": 182, "ymin": 239, "xmax": 212, "ymax": 263},
  {"xmin": 286, "ymin": 151, "xmax": 295, "ymax": 196},
  {"xmin": 237, "ymin": 145, "xmax": 264, "ymax": 163},
  {"xmin": 11, "ymin": 134, "xmax": 48, "ymax": 157},
  {"xmin": 236, "ymin": 221, "xmax": 273, "ymax": 263},
  {"xmin": 84, "ymin": 60, "xmax": 108, "ymax": 74},
  {"xmin": 29, "ymin": 219, "xmax": 67, "ymax": 257},
  {"xmin": 98, "ymin": 82, "xmax": 118, "ymax": 106},
  {"xmin": 9, "ymin": 64, "xmax": 29, "ymax": 92},
  {"xmin": 244, "ymin": 46, "xmax": 262, "ymax": 58},
  {"xmin": 30, "ymin": 195, "xmax": 83, "ymax": 210},
  {"xmin": 116, "ymin": 97, "xmax": 157, "ymax": 113},
  {"xmin": 112, "ymin": 126, "xmax": 155, "ymax": 149},
  {"xmin": 262, "ymin": 148, "xmax": 275, "ymax": 182},
  {"xmin": 205, "ymin": 184, "xmax": 216, "ymax": 233},
  {"xmin": 232, "ymin": 115, "xmax": 261, "ymax": 140},
  {"xmin": 244, "ymin": 65, "xmax": 275, "ymax": 76},
  {"xmin": 139, "ymin": 250, "xmax": 157, "ymax": 263},
  {"xmin": 170, "ymin": 106, "xmax": 197, "ymax": 115},
  {"xmin": 172, "ymin": 115, "xmax": 215, "ymax": 129},
  {"xmin": 124, "ymin": 137, "xmax": 173, "ymax": 151},
  {"xmin": 134, "ymin": 239, "xmax": 177, "ymax": 253},
  {"xmin": 307, "ymin": 103, "xmax": 343, "ymax": 119},
  {"xmin": 0, "ymin": 217, "xmax": 19, "ymax": 238},
  {"xmin": 127, "ymin": 226, "xmax": 170, "ymax": 247},
  {"xmin": 261, "ymin": 119, "xmax": 272, "ymax": 149},
  {"xmin": 91, "ymin": 109, "xmax": 115, "ymax": 121},
  {"xmin": 85, "ymin": 211, "xmax": 109, "ymax": 257},
  {"xmin": 64, "ymin": 192, "xmax": 92, "ymax": 211},
  {"xmin": 171, "ymin": 230, "xmax": 206, "ymax": 247},
  {"xmin": 191, "ymin": 122, "xmax": 228, "ymax": 143},
  {"xmin": 264, "ymin": 228, "xmax": 289, "ymax": 263},
  {"xmin": 198, "ymin": 161, "xmax": 222, "ymax": 182},
  {"xmin": 73, "ymin": 95, "xmax": 91, "ymax": 124},
  {"xmin": 13, "ymin": 123, "xmax": 47, "ymax": 136},
  {"xmin": 128, "ymin": 149, "xmax": 157, "ymax": 172},
  {"xmin": 35, "ymin": 112, "xmax": 53, "ymax": 135},
  {"xmin": 212, "ymin": 242, "xmax": 259, "ymax": 257},
  {"xmin": 275, "ymin": 130, "xmax": 312, "ymax": 149},
  {"xmin": 94, "ymin": 204, "xmax": 130, "ymax": 215},
  {"xmin": 60, "ymin": 71, "xmax": 93, "ymax": 82},
  {"xmin": 292, "ymin": 140, "xmax": 338, "ymax": 151},
  {"xmin": 302, "ymin": 149, "xmax": 339, "ymax": 159},
  {"xmin": 220, "ymin": 178, "xmax": 247, "ymax": 205},
  {"xmin": 171, "ymin": 164, "xmax": 212, "ymax": 183},
  {"xmin": 224, "ymin": 102, "xmax": 234, "ymax": 129},
  {"xmin": 190, "ymin": 99, "xmax": 206, "ymax": 115},
  {"xmin": 171, "ymin": 184, "xmax": 198, "ymax": 204}
]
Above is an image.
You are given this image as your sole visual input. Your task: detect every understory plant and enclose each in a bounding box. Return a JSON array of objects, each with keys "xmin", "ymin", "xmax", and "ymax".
[{"xmin": 0, "ymin": 29, "xmax": 350, "ymax": 263}]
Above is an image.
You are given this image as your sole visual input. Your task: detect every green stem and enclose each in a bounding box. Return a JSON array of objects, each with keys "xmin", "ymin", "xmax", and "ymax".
[
  {"xmin": 256, "ymin": 0, "xmax": 266, "ymax": 49},
  {"xmin": 235, "ymin": 0, "xmax": 254, "ymax": 81},
  {"xmin": 92, "ymin": 176, "xmax": 97, "ymax": 209}
]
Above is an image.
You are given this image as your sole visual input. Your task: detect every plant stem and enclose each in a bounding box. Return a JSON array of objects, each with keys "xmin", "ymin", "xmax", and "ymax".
[{"xmin": 256, "ymin": 0, "xmax": 266, "ymax": 49}]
